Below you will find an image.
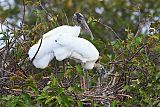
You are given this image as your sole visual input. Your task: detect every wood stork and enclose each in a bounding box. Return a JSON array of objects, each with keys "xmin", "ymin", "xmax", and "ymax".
[
  {"xmin": 28, "ymin": 13, "xmax": 95, "ymax": 68},
  {"xmin": 28, "ymin": 13, "xmax": 99, "ymax": 90}
]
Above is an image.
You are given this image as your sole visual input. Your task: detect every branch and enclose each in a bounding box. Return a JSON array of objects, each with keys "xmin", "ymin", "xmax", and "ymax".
[
  {"xmin": 127, "ymin": 43, "xmax": 147, "ymax": 62},
  {"xmin": 135, "ymin": 6, "xmax": 142, "ymax": 37},
  {"xmin": 20, "ymin": 0, "xmax": 25, "ymax": 28},
  {"xmin": 94, "ymin": 19, "xmax": 122, "ymax": 41}
]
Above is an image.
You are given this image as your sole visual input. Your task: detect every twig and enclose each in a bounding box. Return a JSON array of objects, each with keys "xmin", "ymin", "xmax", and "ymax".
[
  {"xmin": 39, "ymin": 3, "xmax": 52, "ymax": 19},
  {"xmin": 8, "ymin": 54, "xmax": 28, "ymax": 78},
  {"xmin": 39, "ymin": 2, "xmax": 59, "ymax": 26},
  {"xmin": 94, "ymin": 19, "xmax": 122, "ymax": 41},
  {"xmin": 62, "ymin": 10, "xmax": 69, "ymax": 25},
  {"xmin": 117, "ymin": 94, "xmax": 132, "ymax": 99},
  {"xmin": 21, "ymin": 0, "xmax": 25, "ymax": 28},
  {"xmin": 135, "ymin": 6, "xmax": 142, "ymax": 37},
  {"xmin": 127, "ymin": 43, "xmax": 147, "ymax": 62},
  {"xmin": 0, "ymin": 77, "xmax": 9, "ymax": 80},
  {"xmin": 111, "ymin": 72, "xmax": 118, "ymax": 87},
  {"xmin": 77, "ymin": 94, "xmax": 116, "ymax": 100},
  {"xmin": 0, "ymin": 68, "xmax": 17, "ymax": 76}
]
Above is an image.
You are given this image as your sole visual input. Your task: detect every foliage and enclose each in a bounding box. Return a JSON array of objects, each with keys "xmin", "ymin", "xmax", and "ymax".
[{"xmin": 0, "ymin": 0, "xmax": 160, "ymax": 107}]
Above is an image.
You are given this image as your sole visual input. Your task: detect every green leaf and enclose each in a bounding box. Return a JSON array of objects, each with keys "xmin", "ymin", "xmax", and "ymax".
[
  {"xmin": 157, "ymin": 102, "xmax": 160, "ymax": 106},
  {"xmin": 58, "ymin": 95, "xmax": 73, "ymax": 107},
  {"xmin": 135, "ymin": 37, "xmax": 142, "ymax": 44},
  {"xmin": 111, "ymin": 100, "xmax": 119, "ymax": 107},
  {"xmin": 68, "ymin": 85, "xmax": 83, "ymax": 93},
  {"xmin": 123, "ymin": 85, "xmax": 130, "ymax": 91},
  {"xmin": 153, "ymin": 100, "xmax": 160, "ymax": 106},
  {"xmin": 28, "ymin": 86, "xmax": 39, "ymax": 95},
  {"xmin": 21, "ymin": 93, "xmax": 31, "ymax": 107},
  {"xmin": 77, "ymin": 100, "xmax": 83, "ymax": 107},
  {"xmin": 45, "ymin": 96, "xmax": 57, "ymax": 104},
  {"xmin": 43, "ymin": 86, "xmax": 50, "ymax": 92},
  {"xmin": 57, "ymin": 96, "xmax": 62, "ymax": 105},
  {"xmin": 56, "ymin": 88, "xmax": 64, "ymax": 95},
  {"xmin": 67, "ymin": 86, "xmax": 74, "ymax": 92},
  {"xmin": 50, "ymin": 73, "xmax": 58, "ymax": 86},
  {"xmin": 76, "ymin": 65, "xmax": 84, "ymax": 76},
  {"xmin": 36, "ymin": 95, "xmax": 46, "ymax": 101}
]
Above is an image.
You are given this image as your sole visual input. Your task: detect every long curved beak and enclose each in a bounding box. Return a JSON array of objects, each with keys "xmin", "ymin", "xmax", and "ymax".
[{"xmin": 81, "ymin": 20, "xmax": 94, "ymax": 40}]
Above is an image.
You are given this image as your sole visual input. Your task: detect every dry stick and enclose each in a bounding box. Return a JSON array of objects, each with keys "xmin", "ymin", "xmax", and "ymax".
[
  {"xmin": 117, "ymin": 94, "xmax": 132, "ymax": 98},
  {"xmin": 127, "ymin": 43, "xmax": 147, "ymax": 62},
  {"xmin": 2, "ymin": 30, "xmax": 28, "ymax": 77},
  {"xmin": 77, "ymin": 93, "xmax": 116, "ymax": 100},
  {"xmin": 111, "ymin": 72, "xmax": 118, "ymax": 87},
  {"xmin": 40, "ymin": 3, "xmax": 52, "ymax": 18},
  {"xmin": 0, "ymin": 77, "xmax": 9, "ymax": 80},
  {"xmin": 62, "ymin": 10, "xmax": 69, "ymax": 25},
  {"xmin": 95, "ymin": 19, "xmax": 133, "ymax": 60},
  {"xmin": 95, "ymin": 20, "xmax": 122, "ymax": 41},
  {"xmin": 14, "ymin": 1, "xmax": 29, "ymax": 74},
  {"xmin": 21, "ymin": 0, "xmax": 25, "ymax": 27},
  {"xmin": 134, "ymin": 6, "xmax": 142, "ymax": 37},
  {"xmin": 7, "ymin": 54, "xmax": 28, "ymax": 78},
  {"xmin": 40, "ymin": 3, "xmax": 59, "ymax": 26},
  {"xmin": 124, "ymin": 6, "xmax": 142, "ymax": 37},
  {"xmin": 0, "ymin": 68, "xmax": 18, "ymax": 76}
]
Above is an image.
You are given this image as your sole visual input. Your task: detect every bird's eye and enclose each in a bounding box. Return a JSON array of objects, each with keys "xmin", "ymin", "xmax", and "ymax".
[{"xmin": 76, "ymin": 13, "xmax": 83, "ymax": 18}]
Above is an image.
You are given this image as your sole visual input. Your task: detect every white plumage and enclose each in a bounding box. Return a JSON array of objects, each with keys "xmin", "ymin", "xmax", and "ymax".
[
  {"xmin": 55, "ymin": 35, "xmax": 99, "ymax": 69},
  {"xmin": 28, "ymin": 25, "xmax": 81, "ymax": 69},
  {"xmin": 28, "ymin": 13, "xmax": 99, "ymax": 70}
]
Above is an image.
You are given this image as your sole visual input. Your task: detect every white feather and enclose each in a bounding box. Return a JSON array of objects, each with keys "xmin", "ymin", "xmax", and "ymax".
[
  {"xmin": 55, "ymin": 35, "xmax": 99, "ymax": 69},
  {"xmin": 33, "ymin": 53, "xmax": 54, "ymax": 69},
  {"xmin": 28, "ymin": 25, "xmax": 81, "ymax": 69},
  {"xmin": 28, "ymin": 25, "xmax": 99, "ymax": 70},
  {"xmin": 43, "ymin": 25, "xmax": 81, "ymax": 39}
]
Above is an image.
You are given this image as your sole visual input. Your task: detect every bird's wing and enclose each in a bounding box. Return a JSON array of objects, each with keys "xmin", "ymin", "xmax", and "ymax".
[
  {"xmin": 55, "ymin": 36, "xmax": 99, "ymax": 61},
  {"xmin": 54, "ymin": 47, "xmax": 72, "ymax": 61},
  {"xmin": 29, "ymin": 25, "xmax": 81, "ymax": 59},
  {"xmin": 28, "ymin": 25, "xmax": 82, "ymax": 69},
  {"xmin": 43, "ymin": 25, "xmax": 81, "ymax": 39},
  {"xmin": 28, "ymin": 36, "xmax": 58, "ymax": 60}
]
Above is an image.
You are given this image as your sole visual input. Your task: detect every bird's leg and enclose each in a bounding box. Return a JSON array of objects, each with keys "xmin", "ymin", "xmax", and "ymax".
[
  {"xmin": 53, "ymin": 58, "xmax": 58, "ymax": 77},
  {"xmin": 96, "ymin": 64, "xmax": 106, "ymax": 88},
  {"xmin": 98, "ymin": 70, "xmax": 104, "ymax": 89},
  {"xmin": 62, "ymin": 60, "xmax": 66, "ymax": 72},
  {"xmin": 80, "ymin": 68, "xmax": 86, "ymax": 92},
  {"xmin": 85, "ymin": 69, "xmax": 89, "ymax": 90},
  {"xmin": 83, "ymin": 68, "xmax": 89, "ymax": 92},
  {"xmin": 80, "ymin": 76, "xmax": 85, "ymax": 91}
]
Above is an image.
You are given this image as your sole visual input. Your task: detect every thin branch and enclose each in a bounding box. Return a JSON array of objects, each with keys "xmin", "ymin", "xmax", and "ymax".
[
  {"xmin": 62, "ymin": 10, "xmax": 69, "ymax": 25},
  {"xmin": 94, "ymin": 19, "xmax": 122, "ymax": 41},
  {"xmin": 8, "ymin": 54, "xmax": 28, "ymax": 78},
  {"xmin": 127, "ymin": 43, "xmax": 147, "ymax": 62},
  {"xmin": 117, "ymin": 94, "xmax": 132, "ymax": 98},
  {"xmin": 39, "ymin": 3, "xmax": 52, "ymax": 19},
  {"xmin": 135, "ymin": 6, "xmax": 142, "ymax": 37},
  {"xmin": 20, "ymin": 0, "xmax": 25, "ymax": 28},
  {"xmin": 39, "ymin": 3, "xmax": 59, "ymax": 26}
]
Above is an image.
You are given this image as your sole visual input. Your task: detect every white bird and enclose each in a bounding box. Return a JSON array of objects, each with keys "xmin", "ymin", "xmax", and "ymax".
[
  {"xmin": 28, "ymin": 25, "xmax": 81, "ymax": 69},
  {"xmin": 28, "ymin": 13, "xmax": 99, "ymax": 90},
  {"xmin": 28, "ymin": 13, "xmax": 96, "ymax": 69}
]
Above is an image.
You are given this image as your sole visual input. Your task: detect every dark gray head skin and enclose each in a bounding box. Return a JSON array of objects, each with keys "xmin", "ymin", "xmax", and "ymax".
[{"xmin": 73, "ymin": 13, "xmax": 94, "ymax": 40}]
